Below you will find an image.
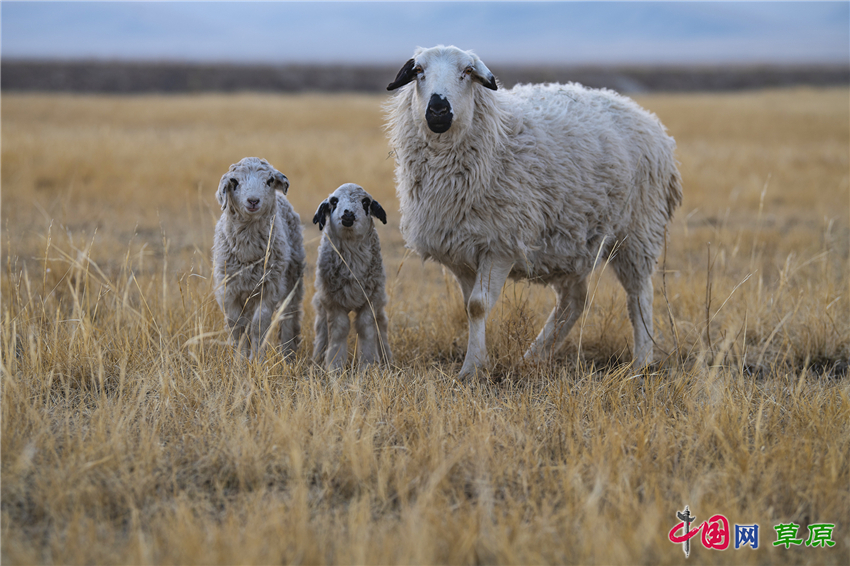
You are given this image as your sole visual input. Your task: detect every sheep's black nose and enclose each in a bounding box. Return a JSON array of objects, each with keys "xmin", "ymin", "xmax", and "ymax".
[
  {"xmin": 428, "ymin": 94, "xmax": 451, "ymax": 116},
  {"xmin": 341, "ymin": 209, "xmax": 355, "ymax": 227},
  {"xmin": 426, "ymin": 93, "xmax": 453, "ymax": 133}
]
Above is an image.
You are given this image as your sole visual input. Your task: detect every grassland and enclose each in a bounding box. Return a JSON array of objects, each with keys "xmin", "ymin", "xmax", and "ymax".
[{"xmin": 2, "ymin": 87, "xmax": 849, "ymax": 564}]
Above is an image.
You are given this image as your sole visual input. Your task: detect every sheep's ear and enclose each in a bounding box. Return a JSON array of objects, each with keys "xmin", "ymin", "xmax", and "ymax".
[
  {"xmin": 271, "ymin": 170, "xmax": 289, "ymax": 195},
  {"xmin": 369, "ymin": 200, "xmax": 387, "ymax": 225},
  {"xmin": 387, "ymin": 58, "xmax": 417, "ymax": 91},
  {"xmin": 313, "ymin": 200, "xmax": 331, "ymax": 231},
  {"xmin": 472, "ymin": 58, "xmax": 498, "ymax": 91},
  {"xmin": 217, "ymin": 176, "xmax": 236, "ymax": 211}
]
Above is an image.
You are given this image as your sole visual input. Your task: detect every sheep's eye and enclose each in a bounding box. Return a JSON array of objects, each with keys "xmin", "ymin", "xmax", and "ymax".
[
  {"xmin": 361, "ymin": 197, "xmax": 371, "ymax": 212},
  {"xmin": 464, "ymin": 67, "xmax": 473, "ymax": 76},
  {"xmin": 414, "ymin": 65, "xmax": 423, "ymax": 74},
  {"xmin": 266, "ymin": 177, "xmax": 274, "ymax": 186},
  {"xmin": 230, "ymin": 178, "xmax": 239, "ymax": 190},
  {"xmin": 329, "ymin": 197, "xmax": 338, "ymax": 208}
]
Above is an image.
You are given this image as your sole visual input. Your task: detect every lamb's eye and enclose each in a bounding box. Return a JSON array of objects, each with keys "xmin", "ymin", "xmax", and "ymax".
[
  {"xmin": 329, "ymin": 197, "xmax": 338, "ymax": 208},
  {"xmin": 361, "ymin": 197, "xmax": 371, "ymax": 212},
  {"xmin": 266, "ymin": 177, "xmax": 274, "ymax": 186},
  {"xmin": 230, "ymin": 178, "xmax": 239, "ymax": 190},
  {"xmin": 464, "ymin": 67, "xmax": 473, "ymax": 76}
]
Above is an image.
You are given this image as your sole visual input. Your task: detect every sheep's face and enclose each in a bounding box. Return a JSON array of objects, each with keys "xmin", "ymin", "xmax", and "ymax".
[
  {"xmin": 313, "ymin": 183, "xmax": 387, "ymax": 239},
  {"xmin": 387, "ymin": 45, "xmax": 497, "ymax": 136},
  {"xmin": 217, "ymin": 157, "xmax": 289, "ymax": 219}
]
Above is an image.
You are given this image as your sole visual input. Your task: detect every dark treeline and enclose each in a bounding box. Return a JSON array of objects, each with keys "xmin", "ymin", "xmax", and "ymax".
[{"xmin": 2, "ymin": 60, "xmax": 848, "ymax": 94}]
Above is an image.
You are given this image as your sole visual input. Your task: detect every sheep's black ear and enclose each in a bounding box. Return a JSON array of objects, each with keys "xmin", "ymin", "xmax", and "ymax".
[
  {"xmin": 387, "ymin": 58, "xmax": 417, "ymax": 91},
  {"xmin": 270, "ymin": 170, "xmax": 289, "ymax": 194},
  {"xmin": 369, "ymin": 200, "xmax": 387, "ymax": 225},
  {"xmin": 217, "ymin": 176, "xmax": 237, "ymax": 211},
  {"xmin": 313, "ymin": 200, "xmax": 331, "ymax": 231},
  {"xmin": 472, "ymin": 58, "xmax": 498, "ymax": 91}
]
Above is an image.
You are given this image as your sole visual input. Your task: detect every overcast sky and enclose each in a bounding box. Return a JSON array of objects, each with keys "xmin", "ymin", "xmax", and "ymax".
[{"xmin": 2, "ymin": 1, "xmax": 848, "ymax": 66}]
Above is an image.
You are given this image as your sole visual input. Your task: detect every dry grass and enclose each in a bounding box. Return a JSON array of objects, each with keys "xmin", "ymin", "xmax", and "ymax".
[{"xmin": 2, "ymin": 88, "xmax": 849, "ymax": 564}]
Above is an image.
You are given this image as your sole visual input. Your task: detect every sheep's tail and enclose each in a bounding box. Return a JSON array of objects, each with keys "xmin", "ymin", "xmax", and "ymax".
[{"xmin": 665, "ymin": 167, "xmax": 684, "ymax": 220}]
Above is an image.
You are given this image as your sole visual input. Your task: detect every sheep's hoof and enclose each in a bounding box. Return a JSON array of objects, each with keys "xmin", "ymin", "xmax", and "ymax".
[
  {"xmin": 458, "ymin": 359, "xmax": 490, "ymax": 384},
  {"xmin": 522, "ymin": 348, "xmax": 549, "ymax": 364}
]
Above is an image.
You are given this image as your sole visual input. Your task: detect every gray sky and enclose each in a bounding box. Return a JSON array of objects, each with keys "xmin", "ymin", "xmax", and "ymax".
[{"xmin": 2, "ymin": 1, "xmax": 848, "ymax": 66}]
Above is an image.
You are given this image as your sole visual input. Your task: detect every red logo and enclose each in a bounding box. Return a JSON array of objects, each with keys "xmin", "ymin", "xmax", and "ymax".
[{"xmin": 669, "ymin": 507, "xmax": 730, "ymax": 556}]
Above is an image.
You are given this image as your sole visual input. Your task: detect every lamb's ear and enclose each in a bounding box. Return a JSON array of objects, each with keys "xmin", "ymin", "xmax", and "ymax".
[
  {"xmin": 369, "ymin": 200, "xmax": 387, "ymax": 225},
  {"xmin": 271, "ymin": 170, "xmax": 289, "ymax": 195},
  {"xmin": 313, "ymin": 200, "xmax": 331, "ymax": 231},
  {"xmin": 216, "ymin": 176, "xmax": 237, "ymax": 211},
  {"xmin": 387, "ymin": 58, "xmax": 417, "ymax": 91},
  {"xmin": 472, "ymin": 58, "xmax": 498, "ymax": 91}
]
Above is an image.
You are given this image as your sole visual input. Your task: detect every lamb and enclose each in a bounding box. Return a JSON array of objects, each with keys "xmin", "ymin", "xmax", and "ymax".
[
  {"xmin": 213, "ymin": 157, "xmax": 305, "ymax": 360},
  {"xmin": 311, "ymin": 183, "xmax": 392, "ymax": 370},
  {"xmin": 385, "ymin": 45, "xmax": 683, "ymax": 379}
]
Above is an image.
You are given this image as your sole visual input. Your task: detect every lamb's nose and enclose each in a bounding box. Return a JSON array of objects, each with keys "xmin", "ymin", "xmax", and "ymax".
[
  {"xmin": 248, "ymin": 198, "xmax": 260, "ymax": 207},
  {"xmin": 342, "ymin": 209, "xmax": 355, "ymax": 219}
]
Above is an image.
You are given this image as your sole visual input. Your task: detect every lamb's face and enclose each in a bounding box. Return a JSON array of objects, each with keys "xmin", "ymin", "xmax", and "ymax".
[
  {"xmin": 313, "ymin": 183, "xmax": 387, "ymax": 239},
  {"xmin": 216, "ymin": 157, "xmax": 289, "ymax": 219},
  {"xmin": 387, "ymin": 45, "xmax": 497, "ymax": 136}
]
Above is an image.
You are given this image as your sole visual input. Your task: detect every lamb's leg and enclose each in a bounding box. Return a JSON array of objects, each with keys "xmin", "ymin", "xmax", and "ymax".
[
  {"xmin": 355, "ymin": 302, "xmax": 392, "ymax": 365},
  {"xmin": 524, "ymin": 275, "xmax": 587, "ymax": 363},
  {"xmin": 278, "ymin": 285, "xmax": 302, "ymax": 359},
  {"xmin": 354, "ymin": 306, "xmax": 379, "ymax": 366},
  {"xmin": 376, "ymin": 306, "xmax": 392, "ymax": 364},
  {"xmin": 324, "ymin": 307, "xmax": 351, "ymax": 370},
  {"xmin": 225, "ymin": 298, "xmax": 252, "ymax": 358},
  {"xmin": 250, "ymin": 303, "xmax": 274, "ymax": 361},
  {"xmin": 312, "ymin": 300, "xmax": 329, "ymax": 364},
  {"xmin": 458, "ymin": 257, "xmax": 512, "ymax": 381}
]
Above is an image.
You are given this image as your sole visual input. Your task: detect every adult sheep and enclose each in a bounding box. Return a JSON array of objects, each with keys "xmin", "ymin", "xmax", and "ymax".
[{"xmin": 385, "ymin": 45, "xmax": 682, "ymax": 379}]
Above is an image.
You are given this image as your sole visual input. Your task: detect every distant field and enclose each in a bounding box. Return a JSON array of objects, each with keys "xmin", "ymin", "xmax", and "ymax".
[
  {"xmin": 2, "ymin": 88, "xmax": 849, "ymax": 564},
  {"xmin": 3, "ymin": 60, "xmax": 849, "ymax": 94}
]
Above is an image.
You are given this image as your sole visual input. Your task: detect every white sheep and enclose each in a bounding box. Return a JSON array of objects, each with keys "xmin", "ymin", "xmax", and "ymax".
[
  {"xmin": 213, "ymin": 157, "xmax": 305, "ymax": 360},
  {"xmin": 311, "ymin": 183, "xmax": 391, "ymax": 370},
  {"xmin": 385, "ymin": 45, "xmax": 683, "ymax": 379}
]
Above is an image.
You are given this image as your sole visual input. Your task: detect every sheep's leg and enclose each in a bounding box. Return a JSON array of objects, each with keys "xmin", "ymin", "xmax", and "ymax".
[
  {"xmin": 324, "ymin": 308, "xmax": 351, "ymax": 370},
  {"xmin": 524, "ymin": 275, "xmax": 587, "ymax": 363},
  {"xmin": 615, "ymin": 267, "xmax": 655, "ymax": 367},
  {"xmin": 458, "ymin": 257, "xmax": 512, "ymax": 380},
  {"xmin": 450, "ymin": 268, "xmax": 475, "ymax": 308},
  {"xmin": 312, "ymin": 301, "xmax": 329, "ymax": 364},
  {"xmin": 354, "ymin": 307, "xmax": 379, "ymax": 366},
  {"xmin": 611, "ymin": 245, "xmax": 657, "ymax": 366},
  {"xmin": 626, "ymin": 277, "xmax": 654, "ymax": 367}
]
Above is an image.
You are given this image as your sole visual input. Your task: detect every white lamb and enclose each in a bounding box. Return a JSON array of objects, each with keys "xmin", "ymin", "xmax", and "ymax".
[
  {"xmin": 213, "ymin": 157, "xmax": 305, "ymax": 360},
  {"xmin": 385, "ymin": 45, "xmax": 683, "ymax": 379},
  {"xmin": 311, "ymin": 183, "xmax": 391, "ymax": 370}
]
